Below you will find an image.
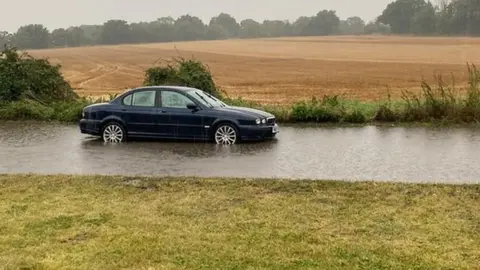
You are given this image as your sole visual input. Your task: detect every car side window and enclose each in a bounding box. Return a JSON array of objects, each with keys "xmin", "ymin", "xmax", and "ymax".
[
  {"xmin": 122, "ymin": 94, "xmax": 133, "ymax": 106},
  {"xmin": 161, "ymin": 91, "xmax": 194, "ymax": 108},
  {"xmin": 131, "ymin": 90, "xmax": 156, "ymax": 107}
]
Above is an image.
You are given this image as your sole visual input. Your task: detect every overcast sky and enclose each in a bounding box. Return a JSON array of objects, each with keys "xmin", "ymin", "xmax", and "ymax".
[{"xmin": 1, "ymin": 0, "xmax": 393, "ymax": 32}]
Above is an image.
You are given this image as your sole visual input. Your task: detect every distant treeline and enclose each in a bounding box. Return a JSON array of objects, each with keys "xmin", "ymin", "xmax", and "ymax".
[{"xmin": 1, "ymin": 0, "xmax": 480, "ymax": 50}]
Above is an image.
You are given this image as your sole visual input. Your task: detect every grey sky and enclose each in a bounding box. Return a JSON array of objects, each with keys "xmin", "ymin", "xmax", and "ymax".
[{"xmin": 1, "ymin": 0, "xmax": 393, "ymax": 32}]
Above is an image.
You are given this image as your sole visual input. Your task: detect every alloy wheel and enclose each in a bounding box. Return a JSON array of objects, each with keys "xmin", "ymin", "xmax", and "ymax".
[
  {"xmin": 214, "ymin": 125, "xmax": 237, "ymax": 145},
  {"xmin": 102, "ymin": 123, "xmax": 124, "ymax": 143}
]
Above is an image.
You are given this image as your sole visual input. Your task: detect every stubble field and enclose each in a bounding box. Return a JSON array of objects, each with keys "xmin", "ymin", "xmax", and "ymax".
[{"xmin": 28, "ymin": 35, "xmax": 480, "ymax": 105}]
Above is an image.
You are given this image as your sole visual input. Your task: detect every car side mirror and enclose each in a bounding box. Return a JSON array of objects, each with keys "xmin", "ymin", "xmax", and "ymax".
[{"xmin": 186, "ymin": 103, "xmax": 199, "ymax": 111}]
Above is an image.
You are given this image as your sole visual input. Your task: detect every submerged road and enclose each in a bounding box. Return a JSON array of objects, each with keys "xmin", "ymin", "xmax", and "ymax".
[{"xmin": 1, "ymin": 121, "xmax": 479, "ymax": 184}]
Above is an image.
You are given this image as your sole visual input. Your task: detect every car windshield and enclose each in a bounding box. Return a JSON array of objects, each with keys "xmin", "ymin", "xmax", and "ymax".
[{"xmin": 188, "ymin": 89, "xmax": 227, "ymax": 108}]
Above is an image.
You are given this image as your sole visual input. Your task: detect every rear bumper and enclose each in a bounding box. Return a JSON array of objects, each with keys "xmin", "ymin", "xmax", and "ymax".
[
  {"xmin": 240, "ymin": 123, "xmax": 279, "ymax": 141},
  {"xmin": 79, "ymin": 119, "xmax": 101, "ymax": 136}
]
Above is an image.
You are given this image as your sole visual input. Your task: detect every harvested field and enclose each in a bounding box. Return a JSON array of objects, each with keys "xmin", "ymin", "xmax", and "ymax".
[{"xmin": 28, "ymin": 35, "xmax": 480, "ymax": 104}]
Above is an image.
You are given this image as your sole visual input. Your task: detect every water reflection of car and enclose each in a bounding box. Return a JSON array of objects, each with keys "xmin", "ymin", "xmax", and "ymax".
[{"xmin": 79, "ymin": 86, "xmax": 279, "ymax": 144}]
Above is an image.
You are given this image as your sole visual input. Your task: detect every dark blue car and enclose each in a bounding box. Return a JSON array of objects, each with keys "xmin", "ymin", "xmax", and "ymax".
[{"xmin": 79, "ymin": 86, "xmax": 279, "ymax": 144}]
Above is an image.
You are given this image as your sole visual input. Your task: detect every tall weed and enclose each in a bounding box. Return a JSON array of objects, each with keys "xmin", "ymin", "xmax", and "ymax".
[
  {"xmin": 400, "ymin": 63, "xmax": 480, "ymax": 123},
  {"xmin": 290, "ymin": 95, "xmax": 367, "ymax": 123}
]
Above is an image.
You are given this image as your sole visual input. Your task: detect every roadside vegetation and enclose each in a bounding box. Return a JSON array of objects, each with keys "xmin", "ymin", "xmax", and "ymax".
[
  {"xmin": 257, "ymin": 63, "xmax": 480, "ymax": 124},
  {"xmin": 144, "ymin": 56, "xmax": 221, "ymax": 98},
  {"xmin": 2, "ymin": 45, "xmax": 480, "ymax": 125},
  {"xmin": 0, "ymin": 46, "xmax": 90, "ymax": 122},
  {"xmin": 0, "ymin": 174, "xmax": 479, "ymax": 269}
]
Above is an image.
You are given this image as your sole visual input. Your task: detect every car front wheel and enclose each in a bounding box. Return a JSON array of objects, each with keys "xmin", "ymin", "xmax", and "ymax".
[
  {"xmin": 102, "ymin": 122, "xmax": 126, "ymax": 143},
  {"xmin": 214, "ymin": 124, "xmax": 238, "ymax": 145}
]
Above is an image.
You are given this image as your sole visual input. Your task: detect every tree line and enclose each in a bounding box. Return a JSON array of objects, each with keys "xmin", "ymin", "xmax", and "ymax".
[{"xmin": 1, "ymin": 0, "xmax": 479, "ymax": 50}]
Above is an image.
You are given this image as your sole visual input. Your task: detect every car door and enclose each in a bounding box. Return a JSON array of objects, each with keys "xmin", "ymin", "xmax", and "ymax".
[
  {"xmin": 159, "ymin": 90, "xmax": 206, "ymax": 139},
  {"xmin": 120, "ymin": 89, "xmax": 160, "ymax": 136}
]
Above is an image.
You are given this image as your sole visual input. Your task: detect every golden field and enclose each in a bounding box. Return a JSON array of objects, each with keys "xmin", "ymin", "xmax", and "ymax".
[{"xmin": 28, "ymin": 35, "xmax": 480, "ymax": 104}]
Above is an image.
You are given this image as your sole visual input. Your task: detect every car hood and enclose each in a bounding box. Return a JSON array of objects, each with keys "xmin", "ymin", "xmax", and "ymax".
[
  {"xmin": 213, "ymin": 106, "xmax": 274, "ymax": 119},
  {"xmin": 84, "ymin": 102, "xmax": 109, "ymax": 110}
]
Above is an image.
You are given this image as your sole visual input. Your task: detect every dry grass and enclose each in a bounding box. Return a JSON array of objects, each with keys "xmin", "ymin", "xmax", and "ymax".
[
  {"xmin": 27, "ymin": 35, "xmax": 480, "ymax": 105},
  {"xmin": 1, "ymin": 174, "xmax": 479, "ymax": 269}
]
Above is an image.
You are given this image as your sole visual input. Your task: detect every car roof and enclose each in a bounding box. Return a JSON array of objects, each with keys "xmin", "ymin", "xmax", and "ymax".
[{"xmin": 128, "ymin": 85, "xmax": 199, "ymax": 93}]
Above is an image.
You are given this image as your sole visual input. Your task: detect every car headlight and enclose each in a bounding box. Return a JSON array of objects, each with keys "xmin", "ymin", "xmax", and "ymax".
[
  {"xmin": 261, "ymin": 119, "xmax": 266, "ymax": 124},
  {"xmin": 255, "ymin": 118, "xmax": 261, "ymax": 125}
]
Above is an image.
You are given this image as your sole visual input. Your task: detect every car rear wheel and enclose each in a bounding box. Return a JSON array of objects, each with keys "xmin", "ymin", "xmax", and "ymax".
[
  {"xmin": 214, "ymin": 124, "xmax": 238, "ymax": 145},
  {"xmin": 102, "ymin": 122, "xmax": 126, "ymax": 143}
]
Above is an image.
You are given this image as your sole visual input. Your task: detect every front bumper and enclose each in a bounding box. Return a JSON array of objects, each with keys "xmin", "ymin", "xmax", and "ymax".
[
  {"xmin": 79, "ymin": 119, "xmax": 101, "ymax": 135},
  {"xmin": 240, "ymin": 123, "xmax": 279, "ymax": 141}
]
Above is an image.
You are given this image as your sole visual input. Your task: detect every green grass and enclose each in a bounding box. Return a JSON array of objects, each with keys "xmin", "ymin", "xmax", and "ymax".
[{"xmin": 0, "ymin": 174, "xmax": 479, "ymax": 269}]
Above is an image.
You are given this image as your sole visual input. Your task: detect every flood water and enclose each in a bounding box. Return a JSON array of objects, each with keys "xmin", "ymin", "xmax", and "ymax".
[{"xmin": 1, "ymin": 121, "xmax": 480, "ymax": 184}]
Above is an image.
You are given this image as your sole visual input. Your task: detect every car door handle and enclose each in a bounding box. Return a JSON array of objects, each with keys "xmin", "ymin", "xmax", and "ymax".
[{"xmin": 159, "ymin": 110, "xmax": 167, "ymax": 113}]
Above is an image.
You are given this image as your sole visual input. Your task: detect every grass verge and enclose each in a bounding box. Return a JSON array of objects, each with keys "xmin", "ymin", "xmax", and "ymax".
[{"xmin": 0, "ymin": 174, "xmax": 479, "ymax": 269}]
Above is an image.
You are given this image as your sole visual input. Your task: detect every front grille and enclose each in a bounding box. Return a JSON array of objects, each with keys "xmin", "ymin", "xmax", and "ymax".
[{"xmin": 266, "ymin": 117, "xmax": 276, "ymax": 125}]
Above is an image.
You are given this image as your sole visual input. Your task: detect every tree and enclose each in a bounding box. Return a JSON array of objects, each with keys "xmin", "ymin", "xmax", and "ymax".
[
  {"xmin": 0, "ymin": 31, "xmax": 12, "ymax": 48},
  {"xmin": 340, "ymin": 16, "xmax": 366, "ymax": 34},
  {"xmin": 205, "ymin": 24, "xmax": 229, "ymax": 40},
  {"xmin": 304, "ymin": 10, "xmax": 341, "ymax": 36},
  {"xmin": 68, "ymin": 27, "xmax": 89, "ymax": 46},
  {"xmin": 149, "ymin": 17, "xmax": 175, "ymax": 42},
  {"xmin": 129, "ymin": 22, "xmax": 155, "ymax": 43},
  {"xmin": 11, "ymin": 3, "xmax": 480, "ymax": 49},
  {"xmin": 433, "ymin": 0, "xmax": 480, "ymax": 35},
  {"xmin": 13, "ymin": 24, "xmax": 50, "ymax": 49},
  {"xmin": 378, "ymin": 0, "xmax": 434, "ymax": 34},
  {"xmin": 174, "ymin": 15, "xmax": 206, "ymax": 41},
  {"xmin": 434, "ymin": 0, "xmax": 452, "ymax": 10},
  {"xmin": 50, "ymin": 28, "xmax": 69, "ymax": 47},
  {"xmin": 291, "ymin": 16, "xmax": 312, "ymax": 36},
  {"xmin": 99, "ymin": 20, "xmax": 131, "ymax": 45},
  {"xmin": 411, "ymin": 2, "xmax": 437, "ymax": 34},
  {"xmin": 78, "ymin": 25, "xmax": 102, "ymax": 45},
  {"xmin": 448, "ymin": 0, "xmax": 480, "ymax": 35},
  {"xmin": 364, "ymin": 21, "xmax": 392, "ymax": 34},
  {"xmin": 261, "ymin": 20, "xmax": 291, "ymax": 37},
  {"xmin": 209, "ymin": 13, "xmax": 240, "ymax": 38},
  {"xmin": 239, "ymin": 19, "xmax": 263, "ymax": 38}
]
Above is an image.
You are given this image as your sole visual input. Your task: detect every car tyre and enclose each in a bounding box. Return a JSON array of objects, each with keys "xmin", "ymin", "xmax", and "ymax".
[
  {"xmin": 214, "ymin": 123, "xmax": 238, "ymax": 145},
  {"xmin": 102, "ymin": 122, "xmax": 126, "ymax": 143}
]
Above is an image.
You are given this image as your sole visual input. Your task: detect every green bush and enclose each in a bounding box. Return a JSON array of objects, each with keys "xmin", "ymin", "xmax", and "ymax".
[
  {"xmin": 0, "ymin": 101, "xmax": 54, "ymax": 120},
  {"xmin": 0, "ymin": 46, "xmax": 90, "ymax": 123},
  {"xmin": 0, "ymin": 46, "xmax": 78, "ymax": 103},
  {"xmin": 143, "ymin": 57, "xmax": 221, "ymax": 98},
  {"xmin": 51, "ymin": 100, "xmax": 91, "ymax": 122},
  {"xmin": 0, "ymin": 100, "xmax": 91, "ymax": 123}
]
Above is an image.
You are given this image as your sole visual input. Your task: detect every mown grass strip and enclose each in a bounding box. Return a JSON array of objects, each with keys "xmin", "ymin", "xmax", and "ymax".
[{"xmin": 0, "ymin": 174, "xmax": 479, "ymax": 269}]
